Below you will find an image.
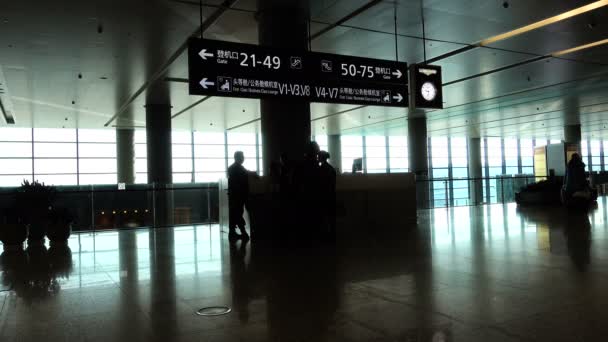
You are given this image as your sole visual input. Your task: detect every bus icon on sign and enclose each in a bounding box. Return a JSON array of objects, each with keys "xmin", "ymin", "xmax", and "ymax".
[
  {"xmin": 217, "ymin": 77, "xmax": 232, "ymax": 92},
  {"xmin": 321, "ymin": 60, "xmax": 333, "ymax": 72}
]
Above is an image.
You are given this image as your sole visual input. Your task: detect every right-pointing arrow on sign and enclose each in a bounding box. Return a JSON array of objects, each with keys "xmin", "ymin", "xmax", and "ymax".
[
  {"xmin": 199, "ymin": 49, "xmax": 214, "ymax": 60},
  {"xmin": 393, "ymin": 93, "xmax": 403, "ymax": 102},
  {"xmin": 199, "ymin": 78, "xmax": 215, "ymax": 89},
  {"xmin": 392, "ymin": 69, "xmax": 403, "ymax": 78}
]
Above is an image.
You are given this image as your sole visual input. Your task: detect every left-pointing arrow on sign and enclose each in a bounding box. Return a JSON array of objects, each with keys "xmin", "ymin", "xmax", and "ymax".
[
  {"xmin": 392, "ymin": 69, "xmax": 403, "ymax": 78},
  {"xmin": 199, "ymin": 49, "xmax": 214, "ymax": 60},
  {"xmin": 392, "ymin": 93, "xmax": 403, "ymax": 102},
  {"xmin": 200, "ymin": 78, "xmax": 215, "ymax": 89}
]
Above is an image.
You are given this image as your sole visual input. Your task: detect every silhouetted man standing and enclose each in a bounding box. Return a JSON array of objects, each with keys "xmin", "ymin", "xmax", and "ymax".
[
  {"xmin": 318, "ymin": 151, "xmax": 337, "ymax": 239},
  {"xmin": 227, "ymin": 151, "xmax": 250, "ymax": 241}
]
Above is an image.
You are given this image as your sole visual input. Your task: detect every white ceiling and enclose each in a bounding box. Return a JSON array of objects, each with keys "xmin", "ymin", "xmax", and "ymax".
[{"xmin": 1, "ymin": 0, "xmax": 608, "ymax": 139}]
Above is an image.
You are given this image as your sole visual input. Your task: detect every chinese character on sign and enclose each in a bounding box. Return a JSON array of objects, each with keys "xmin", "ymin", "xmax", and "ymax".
[
  {"xmin": 224, "ymin": 50, "xmax": 231, "ymax": 58},
  {"xmin": 242, "ymin": 79, "xmax": 248, "ymax": 86},
  {"xmin": 254, "ymin": 80, "xmax": 260, "ymax": 87},
  {"xmin": 273, "ymin": 81, "xmax": 278, "ymax": 88},
  {"xmin": 231, "ymin": 52, "xmax": 239, "ymax": 59},
  {"xmin": 217, "ymin": 50, "xmax": 224, "ymax": 58},
  {"xmin": 375, "ymin": 67, "xmax": 381, "ymax": 74}
]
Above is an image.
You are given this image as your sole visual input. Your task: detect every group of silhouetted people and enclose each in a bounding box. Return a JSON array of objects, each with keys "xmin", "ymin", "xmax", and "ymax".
[{"xmin": 227, "ymin": 141, "xmax": 337, "ymax": 242}]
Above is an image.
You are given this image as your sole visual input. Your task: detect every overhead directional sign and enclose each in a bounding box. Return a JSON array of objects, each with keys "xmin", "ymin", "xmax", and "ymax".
[{"xmin": 188, "ymin": 38, "xmax": 408, "ymax": 107}]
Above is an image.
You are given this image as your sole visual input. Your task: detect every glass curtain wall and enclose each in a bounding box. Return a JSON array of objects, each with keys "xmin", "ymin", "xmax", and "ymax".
[
  {"xmin": 429, "ymin": 137, "xmax": 469, "ymax": 207},
  {"xmin": 0, "ymin": 127, "xmax": 264, "ymax": 187},
  {"xmin": 0, "ymin": 127, "xmax": 118, "ymax": 186}
]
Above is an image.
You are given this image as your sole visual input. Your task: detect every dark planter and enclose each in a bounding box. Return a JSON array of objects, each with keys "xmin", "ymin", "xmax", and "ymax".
[
  {"xmin": 0, "ymin": 223, "xmax": 28, "ymax": 250},
  {"xmin": 0, "ymin": 249, "xmax": 28, "ymax": 294},
  {"xmin": 48, "ymin": 244, "xmax": 73, "ymax": 279},
  {"xmin": 28, "ymin": 221, "xmax": 48, "ymax": 244},
  {"xmin": 47, "ymin": 223, "xmax": 72, "ymax": 243}
]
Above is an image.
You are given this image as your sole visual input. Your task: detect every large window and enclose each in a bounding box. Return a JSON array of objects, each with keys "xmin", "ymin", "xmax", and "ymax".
[
  {"xmin": 0, "ymin": 128, "xmax": 33, "ymax": 186},
  {"xmin": 194, "ymin": 132, "xmax": 226, "ymax": 183},
  {"xmin": 430, "ymin": 137, "xmax": 449, "ymax": 207},
  {"xmin": 365, "ymin": 136, "xmax": 387, "ymax": 173},
  {"xmin": 388, "ymin": 136, "xmax": 408, "ymax": 173},
  {"xmin": 429, "ymin": 137, "xmax": 469, "ymax": 207},
  {"xmin": 135, "ymin": 130, "xmax": 148, "ymax": 184},
  {"xmin": 520, "ymin": 139, "xmax": 534, "ymax": 175},
  {"xmin": 341, "ymin": 136, "xmax": 363, "ymax": 173},
  {"xmin": 172, "ymin": 131, "xmax": 194, "ymax": 184},
  {"xmin": 589, "ymin": 140, "xmax": 602, "ymax": 172},
  {"xmin": 450, "ymin": 137, "xmax": 469, "ymax": 206},
  {"xmin": 78, "ymin": 129, "xmax": 118, "ymax": 185},
  {"xmin": 0, "ymin": 127, "xmax": 118, "ymax": 187}
]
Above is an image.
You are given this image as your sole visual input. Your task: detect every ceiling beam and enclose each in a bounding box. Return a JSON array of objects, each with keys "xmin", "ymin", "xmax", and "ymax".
[
  {"xmin": 172, "ymin": 96, "xmax": 211, "ymax": 119},
  {"xmin": 443, "ymin": 55, "xmax": 550, "ymax": 87},
  {"xmin": 103, "ymin": 0, "xmax": 239, "ymax": 127},
  {"xmin": 309, "ymin": 0, "xmax": 383, "ymax": 41}
]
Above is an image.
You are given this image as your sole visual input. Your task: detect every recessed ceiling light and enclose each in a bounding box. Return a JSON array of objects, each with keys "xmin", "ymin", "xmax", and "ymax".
[{"xmin": 478, "ymin": 0, "xmax": 608, "ymax": 46}]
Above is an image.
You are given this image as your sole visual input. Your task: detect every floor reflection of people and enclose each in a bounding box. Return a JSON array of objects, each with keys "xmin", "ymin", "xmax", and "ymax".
[
  {"xmin": 264, "ymin": 247, "xmax": 340, "ymax": 341},
  {"xmin": 229, "ymin": 239, "xmax": 251, "ymax": 323},
  {"xmin": 564, "ymin": 210, "xmax": 592, "ymax": 272}
]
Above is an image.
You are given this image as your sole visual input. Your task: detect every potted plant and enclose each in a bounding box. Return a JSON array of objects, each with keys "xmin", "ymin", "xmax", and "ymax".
[
  {"xmin": 47, "ymin": 207, "xmax": 73, "ymax": 245},
  {"xmin": 15, "ymin": 180, "xmax": 55, "ymax": 245},
  {"xmin": 0, "ymin": 207, "xmax": 28, "ymax": 251},
  {"xmin": 0, "ymin": 247, "xmax": 28, "ymax": 296},
  {"xmin": 48, "ymin": 243, "xmax": 73, "ymax": 284}
]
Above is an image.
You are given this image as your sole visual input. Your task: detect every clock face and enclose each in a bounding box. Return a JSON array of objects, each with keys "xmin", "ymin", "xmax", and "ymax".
[{"xmin": 421, "ymin": 82, "xmax": 437, "ymax": 101}]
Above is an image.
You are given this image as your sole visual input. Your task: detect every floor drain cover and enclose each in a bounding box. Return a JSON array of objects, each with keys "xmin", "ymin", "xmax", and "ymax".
[{"xmin": 196, "ymin": 306, "xmax": 232, "ymax": 316}]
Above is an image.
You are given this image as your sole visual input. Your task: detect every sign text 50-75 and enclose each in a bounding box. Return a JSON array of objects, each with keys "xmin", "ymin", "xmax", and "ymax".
[{"xmin": 340, "ymin": 63, "xmax": 375, "ymax": 78}]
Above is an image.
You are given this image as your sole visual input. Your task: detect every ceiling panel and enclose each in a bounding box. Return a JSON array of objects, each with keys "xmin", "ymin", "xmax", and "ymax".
[{"xmin": 1, "ymin": 0, "xmax": 608, "ymax": 143}]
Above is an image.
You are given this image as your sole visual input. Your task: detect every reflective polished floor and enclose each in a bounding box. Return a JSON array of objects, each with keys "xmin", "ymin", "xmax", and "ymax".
[{"xmin": 2, "ymin": 199, "xmax": 608, "ymax": 341}]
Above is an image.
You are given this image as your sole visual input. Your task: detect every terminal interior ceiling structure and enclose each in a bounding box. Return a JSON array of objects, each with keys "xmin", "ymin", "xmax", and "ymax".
[{"xmin": 2, "ymin": 0, "xmax": 608, "ymax": 138}]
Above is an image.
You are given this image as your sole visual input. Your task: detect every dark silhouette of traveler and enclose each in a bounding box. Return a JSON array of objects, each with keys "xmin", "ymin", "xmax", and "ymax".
[
  {"xmin": 293, "ymin": 141, "xmax": 321, "ymax": 236},
  {"xmin": 352, "ymin": 157, "xmax": 363, "ymax": 173},
  {"xmin": 227, "ymin": 151, "xmax": 250, "ymax": 241},
  {"xmin": 563, "ymin": 153, "xmax": 590, "ymax": 205},
  {"xmin": 318, "ymin": 151, "xmax": 337, "ymax": 239}
]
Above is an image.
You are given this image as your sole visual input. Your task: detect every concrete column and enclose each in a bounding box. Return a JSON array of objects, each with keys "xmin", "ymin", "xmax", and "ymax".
[
  {"xmin": 327, "ymin": 134, "xmax": 342, "ymax": 173},
  {"xmin": 146, "ymin": 104, "xmax": 172, "ymax": 184},
  {"xmin": 258, "ymin": 0, "xmax": 311, "ymax": 174},
  {"xmin": 116, "ymin": 128, "xmax": 135, "ymax": 184},
  {"xmin": 468, "ymin": 137, "xmax": 483, "ymax": 205},
  {"xmin": 145, "ymin": 102, "xmax": 174, "ymax": 227},
  {"xmin": 408, "ymin": 116, "xmax": 429, "ymax": 176},
  {"xmin": 408, "ymin": 115, "xmax": 429, "ymax": 208},
  {"xmin": 564, "ymin": 124, "xmax": 582, "ymax": 146}
]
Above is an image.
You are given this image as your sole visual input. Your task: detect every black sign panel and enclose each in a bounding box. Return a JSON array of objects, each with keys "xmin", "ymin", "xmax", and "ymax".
[
  {"xmin": 188, "ymin": 38, "xmax": 408, "ymax": 107},
  {"xmin": 412, "ymin": 64, "xmax": 443, "ymax": 109}
]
